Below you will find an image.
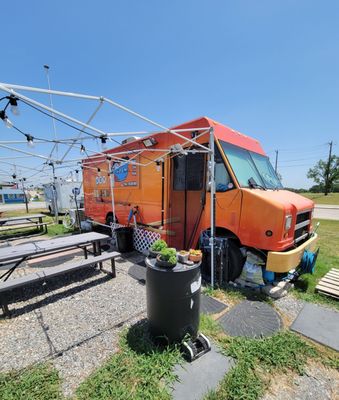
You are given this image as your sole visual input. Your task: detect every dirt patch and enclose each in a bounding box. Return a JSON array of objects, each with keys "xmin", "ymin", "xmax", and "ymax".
[{"xmin": 262, "ymin": 361, "xmax": 339, "ymax": 400}]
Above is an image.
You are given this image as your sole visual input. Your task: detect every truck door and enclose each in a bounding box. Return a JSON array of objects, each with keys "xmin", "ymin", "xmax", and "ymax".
[{"xmin": 168, "ymin": 153, "xmax": 206, "ymax": 249}]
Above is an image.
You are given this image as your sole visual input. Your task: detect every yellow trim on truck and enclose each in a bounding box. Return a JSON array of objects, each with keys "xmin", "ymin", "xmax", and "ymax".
[{"xmin": 266, "ymin": 233, "xmax": 319, "ymax": 273}]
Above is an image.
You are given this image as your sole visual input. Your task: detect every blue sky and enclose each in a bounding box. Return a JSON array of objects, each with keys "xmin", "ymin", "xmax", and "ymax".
[{"xmin": 0, "ymin": 0, "xmax": 338, "ymax": 188}]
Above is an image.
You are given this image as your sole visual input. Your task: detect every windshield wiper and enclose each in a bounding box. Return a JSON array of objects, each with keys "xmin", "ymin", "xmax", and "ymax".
[{"xmin": 248, "ymin": 177, "xmax": 266, "ymax": 190}]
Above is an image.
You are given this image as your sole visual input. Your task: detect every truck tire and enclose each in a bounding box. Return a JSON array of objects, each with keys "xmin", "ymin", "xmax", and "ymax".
[
  {"xmin": 106, "ymin": 214, "xmax": 118, "ymax": 226},
  {"xmin": 227, "ymin": 240, "xmax": 246, "ymax": 282}
]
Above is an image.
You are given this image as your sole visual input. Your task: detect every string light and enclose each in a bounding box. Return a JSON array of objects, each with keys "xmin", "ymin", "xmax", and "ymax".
[
  {"xmin": 0, "ymin": 110, "xmax": 13, "ymax": 128},
  {"xmin": 100, "ymin": 135, "xmax": 108, "ymax": 150},
  {"xmin": 80, "ymin": 144, "xmax": 86, "ymax": 154},
  {"xmin": 25, "ymin": 134, "xmax": 34, "ymax": 148},
  {"xmin": 8, "ymin": 95, "xmax": 20, "ymax": 115}
]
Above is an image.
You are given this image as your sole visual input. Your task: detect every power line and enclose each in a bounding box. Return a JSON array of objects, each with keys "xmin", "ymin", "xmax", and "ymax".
[
  {"xmin": 279, "ymin": 163, "xmax": 318, "ymax": 168},
  {"xmin": 266, "ymin": 143, "xmax": 328, "ymax": 154},
  {"xmin": 278, "ymin": 155, "xmax": 328, "ymax": 163}
]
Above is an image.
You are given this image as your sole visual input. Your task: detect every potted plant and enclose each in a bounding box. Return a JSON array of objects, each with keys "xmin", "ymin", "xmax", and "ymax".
[
  {"xmin": 189, "ymin": 249, "xmax": 202, "ymax": 262},
  {"xmin": 156, "ymin": 248, "xmax": 177, "ymax": 268},
  {"xmin": 177, "ymin": 250, "xmax": 189, "ymax": 263},
  {"xmin": 149, "ymin": 239, "xmax": 167, "ymax": 258}
]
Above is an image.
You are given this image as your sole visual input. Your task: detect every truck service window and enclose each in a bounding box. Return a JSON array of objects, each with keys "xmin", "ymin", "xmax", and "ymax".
[
  {"xmin": 220, "ymin": 141, "xmax": 282, "ymax": 189},
  {"xmin": 173, "ymin": 153, "xmax": 205, "ymax": 191}
]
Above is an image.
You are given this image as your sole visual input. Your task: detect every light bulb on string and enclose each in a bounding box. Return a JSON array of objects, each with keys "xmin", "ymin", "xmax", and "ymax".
[
  {"xmin": 100, "ymin": 135, "xmax": 108, "ymax": 150},
  {"xmin": 25, "ymin": 134, "xmax": 34, "ymax": 148},
  {"xmin": 80, "ymin": 144, "xmax": 86, "ymax": 154},
  {"xmin": 8, "ymin": 95, "xmax": 20, "ymax": 116},
  {"xmin": 0, "ymin": 110, "xmax": 13, "ymax": 128}
]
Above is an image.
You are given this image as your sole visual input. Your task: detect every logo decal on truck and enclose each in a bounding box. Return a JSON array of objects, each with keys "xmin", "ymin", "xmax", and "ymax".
[
  {"xmin": 112, "ymin": 164, "xmax": 129, "ymax": 182},
  {"xmin": 95, "ymin": 176, "xmax": 106, "ymax": 185}
]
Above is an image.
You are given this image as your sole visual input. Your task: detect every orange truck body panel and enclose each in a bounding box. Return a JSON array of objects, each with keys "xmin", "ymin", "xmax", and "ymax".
[{"xmin": 83, "ymin": 117, "xmax": 314, "ymax": 258}]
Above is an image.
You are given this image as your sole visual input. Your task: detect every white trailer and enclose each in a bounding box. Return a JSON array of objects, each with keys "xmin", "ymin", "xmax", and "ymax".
[{"xmin": 43, "ymin": 181, "xmax": 83, "ymax": 215}]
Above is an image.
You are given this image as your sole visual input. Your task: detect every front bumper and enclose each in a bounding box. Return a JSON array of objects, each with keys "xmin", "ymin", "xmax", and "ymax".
[{"xmin": 266, "ymin": 233, "xmax": 319, "ymax": 273}]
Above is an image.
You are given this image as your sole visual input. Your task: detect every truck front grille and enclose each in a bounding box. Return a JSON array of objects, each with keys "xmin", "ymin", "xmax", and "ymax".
[{"xmin": 294, "ymin": 210, "xmax": 311, "ymax": 243}]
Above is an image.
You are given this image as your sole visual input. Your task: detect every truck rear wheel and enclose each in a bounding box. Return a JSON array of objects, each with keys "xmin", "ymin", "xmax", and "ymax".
[{"xmin": 106, "ymin": 213, "xmax": 118, "ymax": 226}]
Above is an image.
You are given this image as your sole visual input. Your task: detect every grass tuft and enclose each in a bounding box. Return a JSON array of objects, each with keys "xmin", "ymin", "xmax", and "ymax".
[
  {"xmin": 0, "ymin": 363, "xmax": 62, "ymax": 400},
  {"xmin": 300, "ymin": 192, "xmax": 339, "ymax": 205},
  {"xmin": 76, "ymin": 320, "xmax": 182, "ymax": 400},
  {"xmin": 201, "ymin": 315, "xmax": 319, "ymax": 400},
  {"xmin": 292, "ymin": 219, "xmax": 339, "ymax": 309}
]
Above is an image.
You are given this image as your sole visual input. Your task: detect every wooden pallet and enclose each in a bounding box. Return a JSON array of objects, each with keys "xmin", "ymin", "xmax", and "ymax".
[{"xmin": 316, "ymin": 268, "xmax": 339, "ymax": 299}]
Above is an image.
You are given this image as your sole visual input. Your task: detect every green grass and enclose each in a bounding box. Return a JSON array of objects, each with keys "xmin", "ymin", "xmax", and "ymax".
[
  {"xmin": 0, "ymin": 209, "xmax": 75, "ymax": 238},
  {"xmin": 300, "ymin": 192, "xmax": 339, "ymax": 205},
  {"xmin": 1, "ymin": 318, "xmax": 337, "ymax": 400},
  {"xmin": 0, "ymin": 363, "xmax": 62, "ymax": 400},
  {"xmin": 200, "ymin": 314, "xmax": 336, "ymax": 400},
  {"xmin": 292, "ymin": 219, "xmax": 339, "ymax": 308},
  {"xmin": 0, "ymin": 208, "xmax": 49, "ymax": 218},
  {"xmin": 46, "ymin": 224, "xmax": 74, "ymax": 236},
  {"xmin": 76, "ymin": 321, "xmax": 182, "ymax": 400},
  {"xmin": 0, "ymin": 322, "xmax": 182, "ymax": 400}
]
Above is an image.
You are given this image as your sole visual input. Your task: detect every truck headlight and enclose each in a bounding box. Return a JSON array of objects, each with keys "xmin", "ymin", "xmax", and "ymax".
[{"xmin": 285, "ymin": 215, "xmax": 292, "ymax": 231}]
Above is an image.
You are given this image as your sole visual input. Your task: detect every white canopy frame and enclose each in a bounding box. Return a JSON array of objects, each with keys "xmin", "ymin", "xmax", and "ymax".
[{"xmin": 0, "ymin": 82, "xmax": 217, "ymax": 288}]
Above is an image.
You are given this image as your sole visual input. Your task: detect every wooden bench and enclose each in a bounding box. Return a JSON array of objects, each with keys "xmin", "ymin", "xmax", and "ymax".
[
  {"xmin": 0, "ymin": 251, "xmax": 120, "ymax": 316},
  {"xmin": 0, "ymin": 222, "xmax": 49, "ymax": 234}
]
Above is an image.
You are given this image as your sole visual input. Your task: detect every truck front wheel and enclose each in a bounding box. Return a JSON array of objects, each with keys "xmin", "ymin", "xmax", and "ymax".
[{"xmin": 227, "ymin": 240, "xmax": 246, "ymax": 282}]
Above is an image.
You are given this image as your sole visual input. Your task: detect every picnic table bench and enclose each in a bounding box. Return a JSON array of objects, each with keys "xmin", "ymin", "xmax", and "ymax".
[
  {"xmin": 0, "ymin": 232, "xmax": 119, "ymax": 316},
  {"xmin": 0, "ymin": 251, "xmax": 120, "ymax": 315},
  {"xmin": 0, "ymin": 214, "xmax": 48, "ymax": 236}
]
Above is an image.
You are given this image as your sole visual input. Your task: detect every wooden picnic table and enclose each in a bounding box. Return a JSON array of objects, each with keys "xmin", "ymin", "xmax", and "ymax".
[
  {"xmin": 0, "ymin": 213, "xmax": 46, "ymax": 225},
  {"xmin": 0, "ymin": 231, "xmax": 110, "ymax": 282},
  {"xmin": 0, "ymin": 213, "xmax": 47, "ymax": 235}
]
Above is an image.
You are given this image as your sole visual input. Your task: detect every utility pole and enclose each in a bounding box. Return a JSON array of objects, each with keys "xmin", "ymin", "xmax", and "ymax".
[
  {"xmin": 324, "ymin": 141, "xmax": 333, "ymax": 196},
  {"xmin": 44, "ymin": 65, "xmax": 58, "ymax": 159},
  {"xmin": 274, "ymin": 150, "xmax": 279, "ymax": 174}
]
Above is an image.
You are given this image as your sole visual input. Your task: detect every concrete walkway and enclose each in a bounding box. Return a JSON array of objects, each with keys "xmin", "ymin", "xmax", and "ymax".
[
  {"xmin": 314, "ymin": 205, "xmax": 339, "ymax": 221},
  {"xmin": 171, "ymin": 344, "xmax": 234, "ymax": 400}
]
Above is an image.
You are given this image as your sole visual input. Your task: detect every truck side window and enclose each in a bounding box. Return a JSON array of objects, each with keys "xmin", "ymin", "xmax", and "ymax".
[
  {"xmin": 215, "ymin": 147, "xmax": 233, "ymax": 192},
  {"xmin": 173, "ymin": 153, "xmax": 205, "ymax": 191}
]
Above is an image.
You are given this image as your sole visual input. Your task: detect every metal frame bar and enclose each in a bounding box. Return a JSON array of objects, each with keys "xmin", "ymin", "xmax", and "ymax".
[{"xmin": 0, "ymin": 82, "xmax": 216, "ymax": 286}]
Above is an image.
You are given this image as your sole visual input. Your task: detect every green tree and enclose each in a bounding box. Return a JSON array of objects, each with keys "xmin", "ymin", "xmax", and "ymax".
[{"xmin": 307, "ymin": 155, "xmax": 339, "ymax": 195}]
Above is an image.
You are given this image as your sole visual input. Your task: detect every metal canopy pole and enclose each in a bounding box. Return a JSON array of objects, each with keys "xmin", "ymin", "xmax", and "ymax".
[
  {"xmin": 108, "ymin": 160, "xmax": 116, "ymax": 235},
  {"xmin": 209, "ymin": 127, "xmax": 216, "ymax": 289},
  {"xmin": 50, "ymin": 163, "xmax": 59, "ymax": 224}
]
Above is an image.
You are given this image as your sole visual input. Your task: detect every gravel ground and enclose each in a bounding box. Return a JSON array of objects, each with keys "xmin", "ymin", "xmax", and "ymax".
[
  {"xmin": 262, "ymin": 362, "xmax": 339, "ymax": 400},
  {"xmin": 0, "ymin": 237, "xmax": 147, "ymax": 397},
  {"xmin": 273, "ymin": 294, "xmax": 306, "ymax": 324},
  {"xmin": 0, "ymin": 235, "xmax": 337, "ymax": 399}
]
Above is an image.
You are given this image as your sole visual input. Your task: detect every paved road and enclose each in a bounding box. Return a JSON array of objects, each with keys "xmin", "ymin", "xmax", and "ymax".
[
  {"xmin": 0, "ymin": 201, "xmax": 47, "ymax": 212},
  {"xmin": 314, "ymin": 205, "xmax": 339, "ymax": 221},
  {"xmin": 1, "ymin": 201, "xmax": 338, "ymax": 220}
]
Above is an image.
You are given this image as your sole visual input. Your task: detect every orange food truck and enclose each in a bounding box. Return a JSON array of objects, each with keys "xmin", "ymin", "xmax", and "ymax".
[{"xmin": 83, "ymin": 117, "xmax": 318, "ymax": 280}]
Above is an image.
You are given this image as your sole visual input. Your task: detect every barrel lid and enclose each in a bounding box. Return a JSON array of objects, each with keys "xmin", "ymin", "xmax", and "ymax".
[{"xmin": 145, "ymin": 257, "xmax": 201, "ymax": 273}]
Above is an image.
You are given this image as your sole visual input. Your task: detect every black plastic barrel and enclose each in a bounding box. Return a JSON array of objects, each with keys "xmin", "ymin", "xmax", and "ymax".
[
  {"xmin": 146, "ymin": 258, "xmax": 201, "ymax": 343},
  {"xmin": 115, "ymin": 227, "xmax": 134, "ymax": 253}
]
